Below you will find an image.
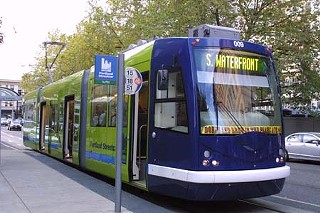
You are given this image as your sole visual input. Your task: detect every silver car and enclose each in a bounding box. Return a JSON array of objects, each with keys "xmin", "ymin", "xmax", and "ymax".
[{"xmin": 285, "ymin": 132, "xmax": 320, "ymax": 162}]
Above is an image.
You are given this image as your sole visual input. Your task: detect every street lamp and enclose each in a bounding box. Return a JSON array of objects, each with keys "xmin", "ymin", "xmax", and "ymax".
[{"xmin": 43, "ymin": 41, "xmax": 66, "ymax": 83}]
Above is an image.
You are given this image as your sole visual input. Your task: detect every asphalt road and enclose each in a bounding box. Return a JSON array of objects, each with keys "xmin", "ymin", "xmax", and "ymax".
[
  {"xmin": 1, "ymin": 126, "xmax": 320, "ymax": 212},
  {"xmin": 262, "ymin": 161, "xmax": 320, "ymax": 212}
]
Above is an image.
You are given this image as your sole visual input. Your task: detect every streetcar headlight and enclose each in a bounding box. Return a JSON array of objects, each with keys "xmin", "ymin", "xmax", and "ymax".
[
  {"xmin": 280, "ymin": 157, "xmax": 284, "ymax": 162},
  {"xmin": 204, "ymin": 150, "xmax": 211, "ymax": 158},
  {"xmin": 202, "ymin": 159, "xmax": 210, "ymax": 166},
  {"xmin": 212, "ymin": 160, "xmax": 220, "ymax": 166},
  {"xmin": 276, "ymin": 156, "xmax": 284, "ymax": 163}
]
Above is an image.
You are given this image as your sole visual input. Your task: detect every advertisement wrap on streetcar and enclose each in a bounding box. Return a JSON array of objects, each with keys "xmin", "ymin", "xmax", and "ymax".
[{"xmin": 23, "ymin": 25, "xmax": 290, "ymax": 201}]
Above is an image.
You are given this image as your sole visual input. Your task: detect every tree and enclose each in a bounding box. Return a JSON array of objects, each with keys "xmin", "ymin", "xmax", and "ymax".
[
  {"xmin": 220, "ymin": 0, "xmax": 320, "ymax": 112},
  {"xmin": 111, "ymin": 0, "xmax": 235, "ymax": 39},
  {"xmin": 21, "ymin": 0, "xmax": 320, "ymax": 115},
  {"xmin": 106, "ymin": 0, "xmax": 320, "ymax": 113}
]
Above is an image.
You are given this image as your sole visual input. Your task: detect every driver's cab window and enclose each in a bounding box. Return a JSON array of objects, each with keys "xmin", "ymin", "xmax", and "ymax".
[{"xmin": 154, "ymin": 68, "xmax": 188, "ymax": 133}]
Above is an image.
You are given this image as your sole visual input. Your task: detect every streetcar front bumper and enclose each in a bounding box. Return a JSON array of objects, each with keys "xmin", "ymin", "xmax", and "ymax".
[{"xmin": 148, "ymin": 164, "xmax": 290, "ymax": 200}]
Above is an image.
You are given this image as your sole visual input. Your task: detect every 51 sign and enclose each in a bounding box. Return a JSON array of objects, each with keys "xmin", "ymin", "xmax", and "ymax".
[{"xmin": 125, "ymin": 67, "xmax": 143, "ymax": 95}]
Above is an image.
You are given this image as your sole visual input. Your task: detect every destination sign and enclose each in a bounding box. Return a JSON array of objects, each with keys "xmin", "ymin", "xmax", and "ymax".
[
  {"xmin": 206, "ymin": 54, "xmax": 260, "ymax": 71},
  {"xmin": 201, "ymin": 125, "xmax": 282, "ymax": 135}
]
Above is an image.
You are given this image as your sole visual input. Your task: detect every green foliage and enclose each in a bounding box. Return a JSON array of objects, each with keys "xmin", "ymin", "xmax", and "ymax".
[
  {"xmin": 221, "ymin": 0, "xmax": 320, "ymax": 112},
  {"xmin": 21, "ymin": 0, "xmax": 320, "ymax": 113}
]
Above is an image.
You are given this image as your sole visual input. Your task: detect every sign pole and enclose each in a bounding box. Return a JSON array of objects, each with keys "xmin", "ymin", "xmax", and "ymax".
[
  {"xmin": 93, "ymin": 54, "xmax": 121, "ymax": 211},
  {"xmin": 115, "ymin": 53, "xmax": 124, "ymax": 212}
]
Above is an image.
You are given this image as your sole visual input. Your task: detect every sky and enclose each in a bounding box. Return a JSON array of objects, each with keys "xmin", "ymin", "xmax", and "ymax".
[{"xmin": 0, "ymin": 0, "xmax": 91, "ymax": 80}]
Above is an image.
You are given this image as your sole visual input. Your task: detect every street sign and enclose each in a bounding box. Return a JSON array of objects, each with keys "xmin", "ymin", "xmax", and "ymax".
[
  {"xmin": 94, "ymin": 55, "xmax": 118, "ymax": 84},
  {"xmin": 125, "ymin": 67, "xmax": 143, "ymax": 95}
]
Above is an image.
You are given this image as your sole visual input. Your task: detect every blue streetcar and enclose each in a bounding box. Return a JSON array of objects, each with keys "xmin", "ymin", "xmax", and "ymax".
[{"xmin": 23, "ymin": 25, "xmax": 290, "ymax": 201}]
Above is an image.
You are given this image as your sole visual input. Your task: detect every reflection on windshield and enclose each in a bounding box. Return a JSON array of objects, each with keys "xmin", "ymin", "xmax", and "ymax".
[{"xmin": 195, "ymin": 48, "xmax": 282, "ymax": 135}]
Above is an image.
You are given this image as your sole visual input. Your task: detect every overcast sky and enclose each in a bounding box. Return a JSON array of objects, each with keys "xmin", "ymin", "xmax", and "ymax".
[{"xmin": 0, "ymin": 0, "xmax": 91, "ymax": 80}]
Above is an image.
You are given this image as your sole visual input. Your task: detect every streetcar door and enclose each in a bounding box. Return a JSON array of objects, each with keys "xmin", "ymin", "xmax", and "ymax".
[
  {"xmin": 148, "ymin": 65, "xmax": 190, "ymax": 175},
  {"xmin": 39, "ymin": 102, "xmax": 48, "ymax": 151},
  {"xmin": 132, "ymin": 75, "xmax": 149, "ymax": 183},
  {"xmin": 63, "ymin": 96, "xmax": 75, "ymax": 160}
]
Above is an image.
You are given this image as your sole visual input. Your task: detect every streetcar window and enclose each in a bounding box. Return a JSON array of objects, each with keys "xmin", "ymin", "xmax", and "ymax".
[
  {"xmin": 91, "ymin": 84, "xmax": 107, "ymax": 127},
  {"xmin": 108, "ymin": 85, "xmax": 117, "ymax": 127},
  {"xmin": 59, "ymin": 103, "xmax": 64, "ymax": 132},
  {"xmin": 46, "ymin": 104, "xmax": 53, "ymax": 130},
  {"xmin": 24, "ymin": 103, "xmax": 35, "ymax": 121},
  {"xmin": 107, "ymin": 85, "xmax": 128, "ymax": 127},
  {"xmin": 51, "ymin": 104, "xmax": 59, "ymax": 132},
  {"xmin": 157, "ymin": 69, "xmax": 169, "ymax": 90},
  {"xmin": 194, "ymin": 48, "xmax": 282, "ymax": 135},
  {"xmin": 154, "ymin": 69, "xmax": 188, "ymax": 133}
]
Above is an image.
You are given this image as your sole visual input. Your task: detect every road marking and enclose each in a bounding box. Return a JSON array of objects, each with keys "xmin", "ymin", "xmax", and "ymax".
[
  {"xmin": 1, "ymin": 142, "xmax": 19, "ymax": 150},
  {"xmin": 272, "ymin": 195, "xmax": 320, "ymax": 208}
]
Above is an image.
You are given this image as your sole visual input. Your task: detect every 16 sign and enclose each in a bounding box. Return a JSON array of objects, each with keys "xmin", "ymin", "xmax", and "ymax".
[{"xmin": 125, "ymin": 67, "xmax": 142, "ymax": 95}]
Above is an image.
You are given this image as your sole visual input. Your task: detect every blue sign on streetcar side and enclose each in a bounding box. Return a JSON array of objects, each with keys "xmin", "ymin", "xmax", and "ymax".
[{"xmin": 94, "ymin": 55, "xmax": 117, "ymax": 84}]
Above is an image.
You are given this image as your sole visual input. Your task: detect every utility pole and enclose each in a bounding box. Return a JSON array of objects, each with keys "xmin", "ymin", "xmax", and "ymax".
[{"xmin": 43, "ymin": 41, "xmax": 66, "ymax": 83}]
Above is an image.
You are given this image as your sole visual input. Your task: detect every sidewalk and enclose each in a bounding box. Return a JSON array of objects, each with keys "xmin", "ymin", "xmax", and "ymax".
[{"xmin": 0, "ymin": 147, "xmax": 173, "ymax": 213}]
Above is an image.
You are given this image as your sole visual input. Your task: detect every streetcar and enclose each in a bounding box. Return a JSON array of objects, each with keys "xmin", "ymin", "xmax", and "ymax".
[{"xmin": 23, "ymin": 25, "xmax": 290, "ymax": 200}]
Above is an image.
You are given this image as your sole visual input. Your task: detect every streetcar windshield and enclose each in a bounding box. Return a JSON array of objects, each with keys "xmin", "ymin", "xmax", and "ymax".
[{"xmin": 194, "ymin": 48, "xmax": 282, "ymax": 135}]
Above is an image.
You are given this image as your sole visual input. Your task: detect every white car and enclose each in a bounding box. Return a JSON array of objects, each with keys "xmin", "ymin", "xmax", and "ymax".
[
  {"xmin": 285, "ymin": 132, "xmax": 320, "ymax": 162},
  {"xmin": 8, "ymin": 120, "xmax": 22, "ymax": 131},
  {"xmin": 1, "ymin": 117, "xmax": 8, "ymax": 126}
]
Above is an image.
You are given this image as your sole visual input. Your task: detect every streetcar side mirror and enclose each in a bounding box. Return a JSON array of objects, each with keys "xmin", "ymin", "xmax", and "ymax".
[{"xmin": 157, "ymin": 69, "xmax": 168, "ymax": 90}]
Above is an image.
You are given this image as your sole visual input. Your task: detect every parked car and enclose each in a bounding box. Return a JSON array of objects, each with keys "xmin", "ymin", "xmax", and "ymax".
[
  {"xmin": 1, "ymin": 117, "xmax": 9, "ymax": 126},
  {"xmin": 8, "ymin": 119, "xmax": 22, "ymax": 131},
  {"xmin": 6, "ymin": 118, "xmax": 12, "ymax": 125},
  {"xmin": 285, "ymin": 132, "xmax": 320, "ymax": 162}
]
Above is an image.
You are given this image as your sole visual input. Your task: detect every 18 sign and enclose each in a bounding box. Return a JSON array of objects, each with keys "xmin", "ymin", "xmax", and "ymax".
[{"xmin": 125, "ymin": 67, "xmax": 143, "ymax": 95}]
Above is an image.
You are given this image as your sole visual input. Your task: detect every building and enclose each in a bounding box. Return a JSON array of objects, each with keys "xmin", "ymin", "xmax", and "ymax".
[{"xmin": 0, "ymin": 79, "xmax": 23, "ymax": 119}]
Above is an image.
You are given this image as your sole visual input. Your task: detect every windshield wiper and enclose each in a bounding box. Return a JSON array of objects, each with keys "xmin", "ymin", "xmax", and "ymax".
[{"xmin": 217, "ymin": 101, "xmax": 246, "ymax": 134}]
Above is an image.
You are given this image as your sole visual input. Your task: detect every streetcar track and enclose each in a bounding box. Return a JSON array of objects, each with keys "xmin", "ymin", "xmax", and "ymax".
[
  {"xmin": 241, "ymin": 198, "xmax": 315, "ymax": 213},
  {"xmin": 240, "ymin": 199, "xmax": 288, "ymax": 213},
  {"xmin": 1, "ymin": 141, "xmax": 20, "ymax": 150},
  {"xmin": 272, "ymin": 195, "xmax": 320, "ymax": 208}
]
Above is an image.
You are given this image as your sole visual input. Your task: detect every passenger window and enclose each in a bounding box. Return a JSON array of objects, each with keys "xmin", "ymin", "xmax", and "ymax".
[
  {"xmin": 108, "ymin": 85, "xmax": 117, "ymax": 127},
  {"xmin": 91, "ymin": 84, "xmax": 107, "ymax": 127},
  {"xmin": 24, "ymin": 103, "xmax": 35, "ymax": 121},
  {"xmin": 59, "ymin": 103, "xmax": 64, "ymax": 132},
  {"xmin": 154, "ymin": 68, "xmax": 188, "ymax": 133},
  {"xmin": 90, "ymin": 83, "xmax": 128, "ymax": 128},
  {"xmin": 51, "ymin": 104, "xmax": 59, "ymax": 133}
]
